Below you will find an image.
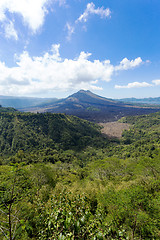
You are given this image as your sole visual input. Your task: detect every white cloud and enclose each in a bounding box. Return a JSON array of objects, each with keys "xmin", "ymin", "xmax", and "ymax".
[
  {"xmin": 65, "ymin": 22, "xmax": 75, "ymax": 41},
  {"xmin": 0, "ymin": 44, "xmax": 144, "ymax": 96},
  {"xmin": 115, "ymin": 57, "xmax": 143, "ymax": 71},
  {"xmin": 152, "ymin": 79, "xmax": 160, "ymax": 86},
  {"xmin": 58, "ymin": 0, "xmax": 66, "ymax": 7},
  {"xmin": 0, "ymin": 0, "xmax": 54, "ymax": 33},
  {"xmin": 76, "ymin": 2, "xmax": 111, "ymax": 23},
  {"xmin": 65, "ymin": 2, "xmax": 111, "ymax": 40},
  {"xmin": 115, "ymin": 81, "xmax": 153, "ymax": 89},
  {"xmin": 3, "ymin": 20, "xmax": 18, "ymax": 40}
]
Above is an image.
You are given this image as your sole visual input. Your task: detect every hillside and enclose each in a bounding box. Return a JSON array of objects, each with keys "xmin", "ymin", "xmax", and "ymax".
[
  {"xmin": 0, "ymin": 109, "xmax": 160, "ymax": 239},
  {"xmin": 0, "ymin": 105, "xmax": 17, "ymax": 113},
  {"xmin": 0, "ymin": 110, "xmax": 104, "ymax": 158},
  {"xmin": 23, "ymin": 90, "xmax": 160, "ymax": 122}
]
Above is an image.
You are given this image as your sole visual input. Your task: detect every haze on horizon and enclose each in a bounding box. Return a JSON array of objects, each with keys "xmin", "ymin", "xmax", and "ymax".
[{"xmin": 0, "ymin": 0, "xmax": 160, "ymax": 99}]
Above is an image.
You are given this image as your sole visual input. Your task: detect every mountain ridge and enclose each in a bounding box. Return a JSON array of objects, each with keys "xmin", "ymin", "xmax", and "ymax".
[
  {"xmin": 22, "ymin": 90, "xmax": 160, "ymax": 122},
  {"xmin": 0, "ymin": 95, "xmax": 58, "ymax": 109},
  {"xmin": 116, "ymin": 96, "xmax": 160, "ymax": 105}
]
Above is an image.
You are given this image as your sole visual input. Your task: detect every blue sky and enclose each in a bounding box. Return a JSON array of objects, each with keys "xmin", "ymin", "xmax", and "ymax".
[{"xmin": 0, "ymin": 0, "xmax": 160, "ymax": 99}]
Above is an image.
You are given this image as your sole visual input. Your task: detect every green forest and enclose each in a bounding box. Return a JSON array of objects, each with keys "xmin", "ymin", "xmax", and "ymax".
[{"xmin": 0, "ymin": 108, "xmax": 160, "ymax": 239}]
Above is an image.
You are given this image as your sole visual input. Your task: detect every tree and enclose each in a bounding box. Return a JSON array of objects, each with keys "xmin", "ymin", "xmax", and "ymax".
[{"xmin": 0, "ymin": 164, "xmax": 31, "ymax": 240}]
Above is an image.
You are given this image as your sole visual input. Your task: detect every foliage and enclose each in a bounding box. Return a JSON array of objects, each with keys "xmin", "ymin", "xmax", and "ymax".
[
  {"xmin": 0, "ymin": 164, "xmax": 32, "ymax": 240},
  {"xmin": 0, "ymin": 111, "xmax": 104, "ymax": 160},
  {"xmin": 0, "ymin": 109, "xmax": 160, "ymax": 239}
]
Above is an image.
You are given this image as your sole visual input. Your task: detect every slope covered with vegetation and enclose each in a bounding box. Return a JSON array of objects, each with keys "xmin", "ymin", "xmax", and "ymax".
[
  {"xmin": 0, "ymin": 111, "xmax": 104, "ymax": 158},
  {"xmin": 0, "ymin": 109, "xmax": 160, "ymax": 239}
]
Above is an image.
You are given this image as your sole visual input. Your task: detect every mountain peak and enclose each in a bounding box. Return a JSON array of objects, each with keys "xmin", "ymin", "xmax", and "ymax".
[
  {"xmin": 69, "ymin": 90, "xmax": 110, "ymax": 101},
  {"xmin": 78, "ymin": 90, "xmax": 92, "ymax": 94},
  {"xmin": 68, "ymin": 90, "xmax": 98, "ymax": 100}
]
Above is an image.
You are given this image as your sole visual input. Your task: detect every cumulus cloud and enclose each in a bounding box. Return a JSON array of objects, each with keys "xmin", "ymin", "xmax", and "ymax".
[
  {"xmin": 0, "ymin": 44, "xmax": 144, "ymax": 96},
  {"xmin": 76, "ymin": 2, "xmax": 111, "ymax": 23},
  {"xmin": 0, "ymin": 0, "xmax": 63, "ymax": 39},
  {"xmin": 152, "ymin": 79, "xmax": 160, "ymax": 86},
  {"xmin": 115, "ymin": 57, "xmax": 143, "ymax": 71},
  {"xmin": 115, "ymin": 81, "xmax": 153, "ymax": 89},
  {"xmin": 0, "ymin": 0, "xmax": 52, "ymax": 32}
]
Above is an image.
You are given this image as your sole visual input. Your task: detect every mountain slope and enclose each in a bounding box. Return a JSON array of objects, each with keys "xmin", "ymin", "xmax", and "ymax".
[
  {"xmin": 24, "ymin": 90, "xmax": 160, "ymax": 122},
  {"xmin": 0, "ymin": 107, "xmax": 160, "ymax": 240},
  {"xmin": 0, "ymin": 110, "xmax": 104, "ymax": 156}
]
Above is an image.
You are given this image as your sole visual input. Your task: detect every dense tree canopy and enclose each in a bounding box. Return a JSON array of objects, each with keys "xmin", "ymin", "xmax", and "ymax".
[{"xmin": 0, "ymin": 109, "xmax": 160, "ymax": 239}]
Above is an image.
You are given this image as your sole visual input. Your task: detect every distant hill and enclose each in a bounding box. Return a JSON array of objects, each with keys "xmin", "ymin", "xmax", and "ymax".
[
  {"xmin": 23, "ymin": 90, "xmax": 160, "ymax": 122},
  {"xmin": 117, "ymin": 97, "xmax": 160, "ymax": 106},
  {"xmin": 0, "ymin": 95, "xmax": 58, "ymax": 109}
]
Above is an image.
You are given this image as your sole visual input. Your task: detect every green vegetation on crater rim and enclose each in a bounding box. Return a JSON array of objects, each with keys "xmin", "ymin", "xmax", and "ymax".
[{"xmin": 0, "ymin": 108, "xmax": 160, "ymax": 239}]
